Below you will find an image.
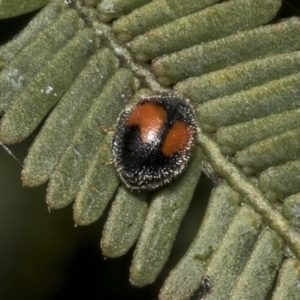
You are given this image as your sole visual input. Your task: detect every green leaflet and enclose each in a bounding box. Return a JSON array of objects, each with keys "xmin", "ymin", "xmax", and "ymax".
[
  {"xmin": 236, "ymin": 128, "xmax": 300, "ymax": 175},
  {"xmin": 101, "ymin": 186, "xmax": 149, "ymax": 258},
  {"xmin": 216, "ymin": 108, "xmax": 300, "ymax": 156},
  {"xmin": 197, "ymin": 72, "xmax": 300, "ymax": 133},
  {"xmin": 227, "ymin": 229, "xmax": 283, "ymax": 300},
  {"xmin": 98, "ymin": 0, "xmax": 151, "ymax": 23},
  {"xmin": 130, "ymin": 147, "xmax": 202, "ymax": 286},
  {"xmin": 153, "ymin": 18, "xmax": 300, "ymax": 85},
  {"xmin": 131, "ymin": 0, "xmax": 281, "ymax": 62},
  {"xmin": 0, "ymin": 9, "xmax": 81, "ymax": 115},
  {"xmin": 272, "ymin": 259, "xmax": 300, "ymax": 300},
  {"xmin": 22, "ymin": 48, "xmax": 119, "ymax": 186},
  {"xmin": 46, "ymin": 68, "xmax": 136, "ymax": 210},
  {"xmin": 0, "ymin": 0, "xmax": 67, "ymax": 63},
  {"xmin": 175, "ymin": 51, "xmax": 300, "ymax": 105},
  {"xmin": 259, "ymin": 159, "xmax": 300, "ymax": 201},
  {"xmin": 0, "ymin": 29, "xmax": 97, "ymax": 144},
  {"xmin": 159, "ymin": 183, "xmax": 241, "ymax": 300},
  {"xmin": 112, "ymin": 0, "xmax": 219, "ymax": 43},
  {"xmin": 203, "ymin": 205, "xmax": 262, "ymax": 300},
  {"xmin": 73, "ymin": 135, "xmax": 121, "ymax": 225},
  {"xmin": 0, "ymin": 0, "xmax": 50, "ymax": 18}
]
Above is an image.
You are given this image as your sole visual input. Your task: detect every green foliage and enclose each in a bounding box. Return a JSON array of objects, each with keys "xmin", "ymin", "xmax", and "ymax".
[
  {"xmin": 0, "ymin": 0, "xmax": 50, "ymax": 19},
  {"xmin": 1, "ymin": 0, "xmax": 300, "ymax": 299}
]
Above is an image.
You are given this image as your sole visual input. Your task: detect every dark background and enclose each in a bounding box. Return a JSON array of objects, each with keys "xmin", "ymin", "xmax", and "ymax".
[{"xmin": 0, "ymin": 8, "xmax": 212, "ymax": 300}]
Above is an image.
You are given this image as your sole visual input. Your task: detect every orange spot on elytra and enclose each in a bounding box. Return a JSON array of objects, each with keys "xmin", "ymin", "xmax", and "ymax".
[
  {"xmin": 126, "ymin": 103, "xmax": 167, "ymax": 143},
  {"xmin": 162, "ymin": 121, "xmax": 193, "ymax": 156}
]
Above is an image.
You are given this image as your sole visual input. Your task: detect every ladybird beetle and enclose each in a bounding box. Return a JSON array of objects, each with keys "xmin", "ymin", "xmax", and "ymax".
[{"xmin": 112, "ymin": 91, "xmax": 197, "ymax": 191}]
